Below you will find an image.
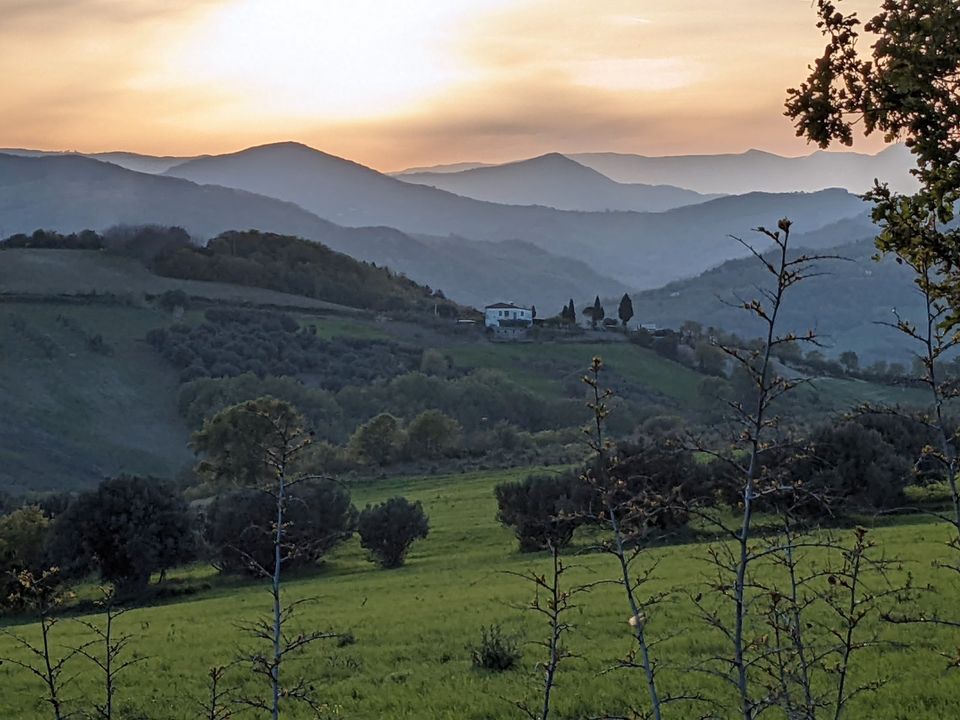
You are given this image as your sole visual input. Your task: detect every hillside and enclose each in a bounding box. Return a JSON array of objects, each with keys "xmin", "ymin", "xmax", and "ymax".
[
  {"xmin": 0, "ymin": 244, "xmax": 930, "ymax": 492},
  {"xmin": 396, "ymin": 152, "xmax": 721, "ymax": 212},
  {"xmin": 0, "ymin": 300, "xmax": 192, "ymax": 493},
  {"xmin": 164, "ymin": 142, "xmax": 868, "ymax": 287},
  {"xmin": 0, "ymin": 249, "xmax": 358, "ymax": 312},
  {"xmin": 628, "ymin": 235, "xmax": 924, "ymax": 361},
  {"xmin": 0, "ymin": 148, "xmax": 195, "ymax": 174},
  {"xmin": 570, "ymin": 144, "xmax": 917, "ymax": 195},
  {"xmin": 0, "ymin": 154, "xmax": 627, "ymax": 308}
]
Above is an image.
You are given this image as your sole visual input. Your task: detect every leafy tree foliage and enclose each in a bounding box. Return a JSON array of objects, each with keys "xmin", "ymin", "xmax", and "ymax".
[
  {"xmin": 178, "ymin": 373, "xmax": 343, "ymax": 437},
  {"xmin": 204, "ymin": 480, "xmax": 357, "ymax": 575},
  {"xmin": 102, "ymin": 224, "xmax": 193, "ymax": 263},
  {"xmin": 618, "ymin": 293, "xmax": 634, "ymax": 327},
  {"xmin": 583, "ymin": 296, "xmax": 606, "ymax": 328},
  {"xmin": 404, "ymin": 410, "xmax": 462, "ymax": 460},
  {"xmin": 591, "ymin": 440, "xmax": 709, "ymax": 533},
  {"xmin": 338, "ymin": 370, "xmax": 584, "ymax": 438},
  {"xmin": 151, "ymin": 229, "xmax": 462, "ymax": 313},
  {"xmin": 0, "ymin": 506, "xmax": 49, "ymax": 607},
  {"xmin": 47, "ymin": 476, "xmax": 195, "ymax": 593},
  {"xmin": 495, "ymin": 472, "xmax": 593, "ymax": 552},
  {"xmin": 419, "ymin": 348, "xmax": 452, "ymax": 377},
  {"xmin": 1, "ymin": 228, "xmax": 102, "ymax": 250},
  {"xmin": 192, "ymin": 396, "xmax": 310, "ymax": 487},
  {"xmin": 349, "ymin": 413, "xmax": 404, "ymax": 466},
  {"xmin": 789, "ymin": 421, "xmax": 913, "ymax": 513},
  {"xmin": 839, "ymin": 350, "xmax": 859, "ymax": 373},
  {"xmin": 357, "ymin": 497, "xmax": 429, "ymax": 568},
  {"xmin": 787, "ymin": 0, "xmax": 960, "ymax": 313},
  {"xmin": 156, "ymin": 289, "xmax": 190, "ymax": 313},
  {"xmin": 855, "ymin": 412, "xmax": 945, "ymax": 483},
  {"xmin": 148, "ymin": 308, "xmax": 419, "ymax": 385}
]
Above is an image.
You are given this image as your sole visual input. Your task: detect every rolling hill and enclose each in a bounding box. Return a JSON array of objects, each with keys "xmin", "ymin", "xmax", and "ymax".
[
  {"xmin": 395, "ymin": 152, "xmax": 721, "ymax": 212},
  {"xmin": 627, "ymin": 233, "xmax": 924, "ymax": 362},
  {"xmin": 569, "ymin": 145, "xmax": 917, "ymax": 195},
  {"xmin": 0, "ymin": 153, "xmax": 628, "ymax": 309},
  {"xmin": 0, "ymin": 147, "xmax": 195, "ymax": 174},
  {"xmin": 163, "ymin": 142, "xmax": 869, "ymax": 287}
]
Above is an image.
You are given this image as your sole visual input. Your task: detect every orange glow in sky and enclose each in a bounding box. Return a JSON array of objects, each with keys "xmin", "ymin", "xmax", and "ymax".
[{"xmin": 0, "ymin": 0, "xmax": 888, "ymax": 170}]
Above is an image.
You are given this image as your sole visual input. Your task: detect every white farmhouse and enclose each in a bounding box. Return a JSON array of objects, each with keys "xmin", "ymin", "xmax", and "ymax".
[{"xmin": 484, "ymin": 302, "xmax": 533, "ymax": 329}]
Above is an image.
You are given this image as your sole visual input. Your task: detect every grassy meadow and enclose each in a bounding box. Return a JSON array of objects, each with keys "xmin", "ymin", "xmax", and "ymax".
[{"xmin": 2, "ymin": 467, "xmax": 960, "ymax": 719}]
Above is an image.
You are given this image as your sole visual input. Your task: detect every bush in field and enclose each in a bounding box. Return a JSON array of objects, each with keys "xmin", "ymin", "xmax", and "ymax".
[
  {"xmin": 789, "ymin": 421, "xmax": 912, "ymax": 514},
  {"xmin": 495, "ymin": 472, "xmax": 593, "ymax": 552},
  {"xmin": 357, "ymin": 497, "xmax": 429, "ymax": 568},
  {"xmin": 204, "ymin": 480, "xmax": 357, "ymax": 575},
  {"xmin": 592, "ymin": 440, "xmax": 708, "ymax": 535},
  {"xmin": 470, "ymin": 625, "xmax": 522, "ymax": 672},
  {"xmin": 47, "ymin": 476, "xmax": 195, "ymax": 594},
  {"xmin": 0, "ymin": 506, "xmax": 49, "ymax": 608}
]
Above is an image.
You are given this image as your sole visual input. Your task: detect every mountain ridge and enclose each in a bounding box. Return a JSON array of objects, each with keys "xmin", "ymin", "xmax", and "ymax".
[
  {"xmin": 164, "ymin": 142, "xmax": 869, "ymax": 288},
  {"xmin": 0, "ymin": 153, "xmax": 628, "ymax": 309},
  {"xmin": 395, "ymin": 152, "xmax": 722, "ymax": 212}
]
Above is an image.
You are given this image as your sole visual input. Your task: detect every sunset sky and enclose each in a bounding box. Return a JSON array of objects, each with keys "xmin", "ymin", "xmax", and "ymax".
[{"xmin": 1, "ymin": 0, "xmax": 888, "ymax": 171}]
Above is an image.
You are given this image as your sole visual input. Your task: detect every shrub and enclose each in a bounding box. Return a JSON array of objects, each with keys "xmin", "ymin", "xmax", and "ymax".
[
  {"xmin": 204, "ymin": 479, "xmax": 357, "ymax": 575},
  {"xmin": 47, "ymin": 476, "xmax": 196, "ymax": 594},
  {"xmin": 788, "ymin": 421, "xmax": 912, "ymax": 514},
  {"xmin": 470, "ymin": 625, "xmax": 522, "ymax": 672},
  {"xmin": 591, "ymin": 440, "xmax": 707, "ymax": 535},
  {"xmin": 0, "ymin": 506, "xmax": 50, "ymax": 609},
  {"xmin": 495, "ymin": 472, "xmax": 593, "ymax": 552},
  {"xmin": 357, "ymin": 497, "xmax": 429, "ymax": 568}
]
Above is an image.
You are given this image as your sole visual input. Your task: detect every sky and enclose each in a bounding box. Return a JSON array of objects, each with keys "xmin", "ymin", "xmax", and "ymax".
[{"xmin": 0, "ymin": 0, "xmax": 888, "ymax": 171}]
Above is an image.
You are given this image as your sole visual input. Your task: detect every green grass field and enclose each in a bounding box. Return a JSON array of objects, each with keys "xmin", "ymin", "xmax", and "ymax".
[
  {"xmin": 446, "ymin": 342, "xmax": 705, "ymax": 403},
  {"xmin": 2, "ymin": 468, "xmax": 959, "ymax": 719}
]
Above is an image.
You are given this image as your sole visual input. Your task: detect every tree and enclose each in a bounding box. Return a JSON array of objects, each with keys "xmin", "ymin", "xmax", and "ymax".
[
  {"xmin": 156, "ymin": 289, "xmax": 190, "ymax": 313},
  {"xmin": 404, "ymin": 410, "xmax": 461, "ymax": 459},
  {"xmin": 617, "ymin": 293, "xmax": 634, "ymax": 328},
  {"xmin": 204, "ymin": 481, "xmax": 356, "ymax": 575},
  {"xmin": 194, "ymin": 396, "xmax": 343, "ymax": 718},
  {"xmin": 47, "ymin": 476, "xmax": 195, "ymax": 594},
  {"xmin": 694, "ymin": 340, "xmax": 727, "ymax": 377},
  {"xmin": 789, "ymin": 421, "xmax": 912, "ymax": 514},
  {"xmin": 680, "ymin": 320, "xmax": 704, "ymax": 344},
  {"xmin": 0, "ymin": 506, "xmax": 49, "ymax": 603},
  {"xmin": 567, "ymin": 299, "xmax": 576, "ymax": 325},
  {"xmin": 788, "ymin": 4, "xmax": 960, "ymax": 658},
  {"xmin": 420, "ymin": 348, "xmax": 450, "ymax": 377},
  {"xmin": 590, "ymin": 439, "xmax": 706, "ymax": 533},
  {"xmin": 591, "ymin": 296, "xmax": 605, "ymax": 329},
  {"xmin": 0, "ymin": 568, "xmax": 79, "ymax": 720},
  {"xmin": 839, "ymin": 350, "xmax": 860, "ymax": 373},
  {"xmin": 495, "ymin": 473, "xmax": 592, "ymax": 552},
  {"xmin": 348, "ymin": 413, "xmax": 404, "ymax": 465},
  {"xmin": 689, "ymin": 220, "xmax": 841, "ymax": 720},
  {"xmin": 531, "ymin": 305, "xmax": 537, "ymax": 320},
  {"xmin": 357, "ymin": 497, "xmax": 429, "ymax": 568}
]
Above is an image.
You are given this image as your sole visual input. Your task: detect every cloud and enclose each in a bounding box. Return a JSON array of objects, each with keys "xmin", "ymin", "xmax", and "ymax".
[{"xmin": 0, "ymin": 0, "xmax": 891, "ymax": 164}]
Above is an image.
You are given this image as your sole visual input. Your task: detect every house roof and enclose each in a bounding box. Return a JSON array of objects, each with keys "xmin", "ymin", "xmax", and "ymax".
[{"xmin": 485, "ymin": 302, "xmax": 526, "ymax": 310}]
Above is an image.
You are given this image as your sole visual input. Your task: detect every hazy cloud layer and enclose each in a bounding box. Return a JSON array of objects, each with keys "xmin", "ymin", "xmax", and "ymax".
[{"xmin": 0, "ymin": 0, "xmax": 888, "ymax": 168}]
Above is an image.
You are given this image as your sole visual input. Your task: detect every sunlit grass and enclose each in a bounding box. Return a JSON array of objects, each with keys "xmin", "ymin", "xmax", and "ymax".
[{"xmin": 2, "ymin": 467, "xmax": 960, "ymax": 719}]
